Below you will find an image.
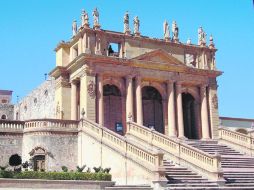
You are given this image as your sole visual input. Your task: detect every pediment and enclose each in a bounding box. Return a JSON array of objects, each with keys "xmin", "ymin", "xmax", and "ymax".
[{"xmin": 132, "ymin": 49, "xmax": 184, "ymax": 65}]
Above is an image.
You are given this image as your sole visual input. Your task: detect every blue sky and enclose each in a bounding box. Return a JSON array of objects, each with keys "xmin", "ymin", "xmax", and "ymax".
[{"xmin": 0, "ymin": 0, "xmax": 253, "ymax": 119}]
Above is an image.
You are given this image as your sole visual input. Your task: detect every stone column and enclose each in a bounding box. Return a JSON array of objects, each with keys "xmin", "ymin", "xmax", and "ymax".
[
  {"xmin": 126, "ymin": 76, "xmax": 134, "ymax": 121},
  {"xmin": 135, "ymin": 76, "xmax": 143, "ymax": 125},
  {"xmin": 200, "ymin": 85, "xmax": 210, "ymax": 139},
  {"xmin": 97, "ymin": 74, "xmax": 104, "ymax": 126},
  {"xmin": 71, "ymin": 81, "xmax": 78, "ymax": 120},
  {"xmin": 176, "ymin": 82, "xmax": 185, "ymax": 138},
  {"xmin": 167, "ymin": 81, "xmax": 176, "ymax": 137}
]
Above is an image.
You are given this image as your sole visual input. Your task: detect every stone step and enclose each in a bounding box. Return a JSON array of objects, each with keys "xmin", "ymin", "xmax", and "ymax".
[{"xmin": 105, "ymin": 185, "xmax": 152, "ymax": 190}]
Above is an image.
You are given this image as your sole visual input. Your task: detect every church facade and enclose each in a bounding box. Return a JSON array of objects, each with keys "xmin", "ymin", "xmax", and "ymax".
[
  {"xmin": 51, "ymin": 11, "xmax": 221, "ymax": 140},
  {"xmin": 6, "ymin": 9, "xmax": 254, "ymax": 189}
]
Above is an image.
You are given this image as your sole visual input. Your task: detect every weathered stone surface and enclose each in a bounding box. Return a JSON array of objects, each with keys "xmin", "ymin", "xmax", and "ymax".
[{"xmin": 14, "ymin": 78, "xmax": 56, "ymax": 121}]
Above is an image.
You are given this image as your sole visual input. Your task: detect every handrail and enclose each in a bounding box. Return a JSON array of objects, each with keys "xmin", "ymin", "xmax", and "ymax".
[
  {"xmin": 127, "ymin": 122, "xmax": 223, "ymax": 180},
  {"xmin": 219, "ymin": 127, "xmax": 254, "ymax": 155},
  {"xmin": 79, "ymin": 119, "xmax": 164, "ymax": 173}
]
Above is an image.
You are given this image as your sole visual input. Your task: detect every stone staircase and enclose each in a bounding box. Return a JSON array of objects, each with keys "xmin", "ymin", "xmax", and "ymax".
[
  {"xmin": 186, "ymin": 140, "xmax": 254, "ymax": 188},
  {"xmin": 163, "ymin": 160, "xmax": 219, "ymax": 189}
]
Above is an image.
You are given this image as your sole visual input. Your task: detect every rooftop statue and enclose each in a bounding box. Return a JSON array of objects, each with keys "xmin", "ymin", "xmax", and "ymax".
[
  {"xmin": 81, "ymin": 9, "xmax": 89, "ymax": 27},
  {"xmin": 172, "ymin": 21, "xmax": 179, "ymax": 42},
  {"xmin": 72, "ymin": 20, "xmax": 77, "ymax": 37},
  {"xmin": 209, "ymin": 35, "xmax": 215, "ymax": 48},
  {"xmin": 93, "ymin": 7, "xmax": 100, "ymax": 29},
  {"xmin": 198, "ymin": 26, "xmax": 206, "ymax": 46},
  {"xmin": 133, "ymin": 16, "xmax": 140, "ymax": 35},
  {"xmin": 124, "ymin": 11, "xmax": 131, "ymax": 34},
  {"xmin": 163, "ymin": 20, "xmax": 170, "ymax": 41},
  {"xmin": 187, "ymin": 38, "xmax": 191, "ymax": 45}
]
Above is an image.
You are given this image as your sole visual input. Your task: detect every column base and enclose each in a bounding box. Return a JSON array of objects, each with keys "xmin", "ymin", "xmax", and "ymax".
[
  {"xmin": 95, "ymin": 50, "xmax": 102, "ymax": 55},
  {"xmin": 84, "ymin": 48, "xmax": 91, "ymax": 54},
  {"xmin": 178, "ymin": 136, "xmax": 188, "ymax": 140}
]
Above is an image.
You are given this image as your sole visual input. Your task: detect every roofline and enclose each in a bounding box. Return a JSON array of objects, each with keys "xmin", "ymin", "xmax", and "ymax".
[{"xmin": 220, "ymin": 116, "xmax": 254, "ymax": 123}]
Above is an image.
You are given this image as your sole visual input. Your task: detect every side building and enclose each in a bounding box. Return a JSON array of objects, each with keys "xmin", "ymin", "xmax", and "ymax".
[
  {"xmin": 14, "ymin": 78, "xmax": 56, "ymax": 121},
  {"xmin": 0, "ymin": 90, "xmax": 14, "ymax": 120}
]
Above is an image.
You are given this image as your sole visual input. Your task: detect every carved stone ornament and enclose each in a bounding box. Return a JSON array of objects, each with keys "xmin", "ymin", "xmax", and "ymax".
[
  {"xmin": 212, "ymin": 94, "xmax": 218, "ymax": 109},
  {"xmin": 87, "ymin": 80, "xmax": 96, "ymax": 99}
]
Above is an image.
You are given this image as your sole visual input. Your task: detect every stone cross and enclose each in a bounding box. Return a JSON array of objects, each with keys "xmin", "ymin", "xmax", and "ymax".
[
  {"xmin": 72, "ymin": 20, "xmax": 77, "ymax": 37},
  {"xmin": 124, "ymin": 11, "xmax": 131, "ymax": 35},
  {"xmin": 133, "ymin": 16, "xmax": 140, "ymax": 36},
  {"xmin": 172, "ymin": 21, "xmax": 179, "ymax": 42},
  {"xmin": 93, "ymin": 7, "xmax": 100, "ymax": 29},
  {"xmin": 163, "ymin": 20, "xmax": 170, "ymax": 41}
]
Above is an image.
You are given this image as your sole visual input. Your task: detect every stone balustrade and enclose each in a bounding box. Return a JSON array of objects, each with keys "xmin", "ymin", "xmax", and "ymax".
[
  {"xmin": 0, "ymin": 120, "xmax": 24, "ymax": 133},
  {"xmin": 219, "ymin": 127, "xmax": 254, "ymax": 155},
  {"xmin": 127, "ymin": 122, "xmax": 223, "ymax": 181},
  {"xmin": 24, "ymin": 119, "xmax": 79, "ymax": 133},
  {"xmin": 80, "ymin": 119, "xmax": 164, "ymax": 175}
]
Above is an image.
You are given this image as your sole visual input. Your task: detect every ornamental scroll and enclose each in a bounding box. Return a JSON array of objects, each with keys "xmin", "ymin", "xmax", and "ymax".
[
  {"xmin": 87, "ymin": 80, "xmax": 96, "ymax": 99},
  {"xmin": 212, "ymin": 94, "xmax": 218, "ymax": 109}
]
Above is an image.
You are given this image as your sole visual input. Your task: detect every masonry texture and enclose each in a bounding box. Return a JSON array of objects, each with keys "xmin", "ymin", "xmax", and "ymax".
[{"xmin": 14, "ymin": 78, "xmax": 56, "ymax": 121}]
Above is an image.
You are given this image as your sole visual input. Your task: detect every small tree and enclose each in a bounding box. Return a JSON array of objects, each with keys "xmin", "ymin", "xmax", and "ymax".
[{"xmin": 9, "ymin": 154, "xmax": 22, "ymax": 171}]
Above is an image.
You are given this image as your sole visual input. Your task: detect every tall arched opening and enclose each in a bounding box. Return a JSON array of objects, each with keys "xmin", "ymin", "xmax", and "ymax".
[
  {"xmin": 182, "ymin": 93, "xmax": 199, "ymax": 139},
  {"xmin": 142, "ymin": 86, "xmax": 164, "ymax": 133},
  {"xmin": 103, "ymin": 84, "xmax": 123, "ymax": 134}
]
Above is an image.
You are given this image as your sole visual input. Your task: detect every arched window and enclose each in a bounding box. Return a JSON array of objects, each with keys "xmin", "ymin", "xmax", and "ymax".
[{"xmin": 1, "ymin": 115, "xmax": 7, "ymax": 120}]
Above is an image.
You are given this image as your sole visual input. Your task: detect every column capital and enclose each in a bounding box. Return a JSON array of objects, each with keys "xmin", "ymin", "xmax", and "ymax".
[
  {"xmin": 135, "ymin": 75, "xmax": 142, "ymax": 84},
  {"xmin": 125, "ymin": 75, "xmax": 134, "ymax": 81}
]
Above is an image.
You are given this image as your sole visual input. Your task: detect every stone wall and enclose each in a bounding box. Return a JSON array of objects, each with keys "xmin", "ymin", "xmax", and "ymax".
[
  {"xmin": 22, "ymin": 132, "xmax": 78, "ymax": 171},
  {"xmin": 0, "ymin": 134, "xmax": 23, "ymax": 167},
  {"xmin": 14, "ymin": 78, "xmax": 56, "ymax": 120},
  {"xmin": 0, "ymin": 104, "xmax": 14, "ymax": 120}
]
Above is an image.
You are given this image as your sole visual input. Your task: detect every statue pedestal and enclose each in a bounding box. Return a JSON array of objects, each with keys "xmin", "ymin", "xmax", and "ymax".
[
  {"xmin": 93, "ymin": 24, "xmax": 101, "ymax": 30},
  {"xmin": 134, "ymin": 32, "xmax": 141, "ymax": 37}
]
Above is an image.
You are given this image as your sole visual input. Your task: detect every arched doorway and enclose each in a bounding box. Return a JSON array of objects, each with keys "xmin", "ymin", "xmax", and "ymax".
[
  {"xmin": 103, "ymin": 84, "xmax": 123, "ymax": 134},
  {"xmin": 29, "ymin": 147, "xmax": 46, "ymax": 171},
  {"xmin": 142, "ymin": 86, "xmax": 164, "ymax": 133},
  {"xmin": 182, "ymin": 93, "xmax": 199, "ymax": 139}
]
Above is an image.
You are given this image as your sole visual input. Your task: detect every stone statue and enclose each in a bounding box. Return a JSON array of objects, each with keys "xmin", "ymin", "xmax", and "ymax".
[
  {"xmin": 81, "ymin": 9, "xmax": 89, "ymax": 27},
  {"xmin": 198, "ymin": 26, "xmax": 206, "ymax": 46},
  {"xmin": 81, "ymin": 9, "xmax": 86, "ymax": 27},
  {"xmin": 187, "ymin": 38, "xmax": 191, "ymax": 45},
  {"xmin": 93, "ymin": 7, "xmax": 100, "ymax": 29},
  {"xmin": 133, "ymin": 16, "xmax": 140, "ymax": 35},
  {"xmin": 172, "ymin": 21, "xmax": 179, "ymax": 42},
  {"xmin": 124, "ymin": 11, "xmax": 131, "ymax": 34},
  {"xmin": 209, "ymin": 35, "xmax": 215, "ymax": 48},
  {"xmin": 72, "ymin": 20, "xmax": 77, "ymax": 36},
  {"xmin": 163, "ymin": 20, "xmax": 170, "ymax": 41}
]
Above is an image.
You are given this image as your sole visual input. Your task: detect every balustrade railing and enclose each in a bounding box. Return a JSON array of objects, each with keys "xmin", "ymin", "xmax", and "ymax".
[
  {"xmin": 0, "ymin": 120, "xmax": 24, "ymax": 132},
  {"xmin": 80, "ymin": 119, "xmax": 164, "ymax": 173},
  {"xmin": 127, "ymin": 122, "xmax": 223, "ymax": 181},
  {"xmin": 219, "ymin": 127, "xmax": 254, "ymax": 155}
]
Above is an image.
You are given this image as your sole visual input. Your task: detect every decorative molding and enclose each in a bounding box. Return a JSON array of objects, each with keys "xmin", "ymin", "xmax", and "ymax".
[
  {"xmin": 212, "ymin": 94, "xmax": 218, "ymax": 109},
  {"xmin": 87, "ymin": 80, "xmax": 96, "ymax": 99}
]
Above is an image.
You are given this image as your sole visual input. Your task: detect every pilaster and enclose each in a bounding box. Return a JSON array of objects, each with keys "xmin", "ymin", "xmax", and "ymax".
[{"xmin": 79, "ymin": 66, "xmax": 96, "ymax": 121}]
